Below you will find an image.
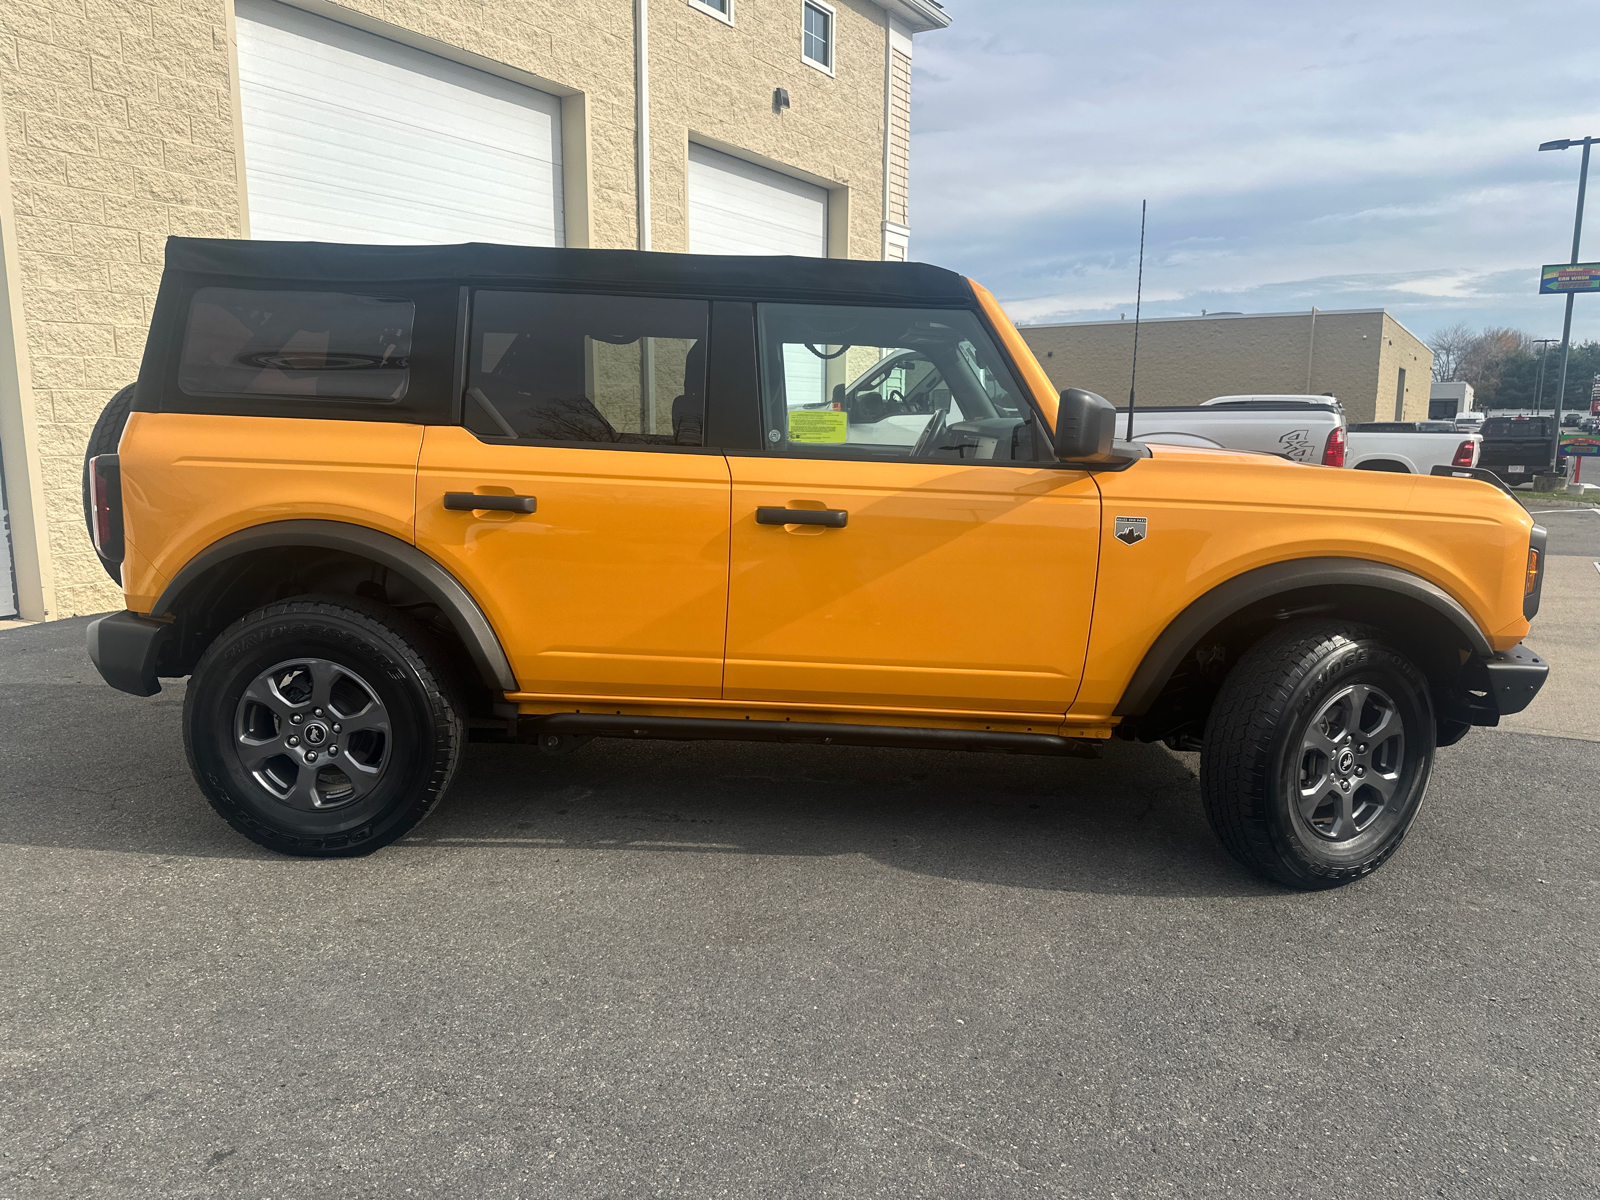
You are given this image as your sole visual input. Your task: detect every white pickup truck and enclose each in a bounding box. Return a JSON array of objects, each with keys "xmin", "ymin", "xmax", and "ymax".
[
  {"xmin": 1345, "ymin": 421, "xmax": 1482, "ymax": 474},
  {"xmin": 1118, "ymin": 395, "xmax": 1348, "ymax": 465}
]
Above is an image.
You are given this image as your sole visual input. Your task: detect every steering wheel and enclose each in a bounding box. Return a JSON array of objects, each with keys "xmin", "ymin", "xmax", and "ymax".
[
  {"xmin": 885, "ymin": 388, "xmax": 906, "ymax": 414},
  {"xmin": 911, "ymin": 406, "xmax": 948, "ymax": 457}
]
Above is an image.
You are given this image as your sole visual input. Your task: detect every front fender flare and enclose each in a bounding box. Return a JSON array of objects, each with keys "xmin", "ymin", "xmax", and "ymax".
[
  {"xmin": 1113, "ymin": 557, "xmax": 1493, "ymax": 716},
  {"xmin": 152, "ymin": 519, "xmax": 518, "ymax": 693}
]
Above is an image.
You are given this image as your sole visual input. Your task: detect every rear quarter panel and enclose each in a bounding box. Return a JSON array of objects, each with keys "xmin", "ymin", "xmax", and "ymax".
[
  {"xmin": 1073, "ymin": 446, "xmax": 1533, "ymax": 718},
  {"xmin": 118, "ymin": 412, "xmax": 423, "ymax": 614}
]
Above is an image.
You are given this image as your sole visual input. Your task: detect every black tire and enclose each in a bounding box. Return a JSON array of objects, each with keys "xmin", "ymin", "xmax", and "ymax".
[
  {"xmin": 81, "ymin": 383, "xmax": 137, "ymax": 582},
  {"xmin": 184, "ymin": 596, "xmax": 464, "ymax": 857},
  {"xmin": 1199, "ymin": 621, "xmax": 1434, "ymax": 890}
]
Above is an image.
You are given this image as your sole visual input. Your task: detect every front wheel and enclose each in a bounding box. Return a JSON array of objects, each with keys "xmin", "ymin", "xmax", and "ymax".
[
  {"xmin": 184, "ymin": 597, "xmax": 464, "ymax": 856},
  {"xmin": 1199, "ymin": 621, "xmax": 1434, "ymax": 889}
]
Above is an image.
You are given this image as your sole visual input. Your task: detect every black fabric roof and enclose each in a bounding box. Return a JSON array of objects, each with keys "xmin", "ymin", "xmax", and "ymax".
[{"xmin": 164, "ymin": 238, "xmax": 976, "ymax": 306}]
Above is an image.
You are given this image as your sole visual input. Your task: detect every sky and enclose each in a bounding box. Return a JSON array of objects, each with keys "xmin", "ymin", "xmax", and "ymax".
[{"xmin": 909, "ymin": 0, "xmax": 1600, "ymax": 345}]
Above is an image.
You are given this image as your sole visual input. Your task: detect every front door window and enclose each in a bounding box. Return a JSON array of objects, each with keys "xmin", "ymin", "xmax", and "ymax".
[{"xmin": 756, "ymin": 303, "xmax": 1038, "ymax": 461}]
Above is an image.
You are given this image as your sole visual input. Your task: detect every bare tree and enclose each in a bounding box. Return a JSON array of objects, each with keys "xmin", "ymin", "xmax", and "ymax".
[{"xmin": 1428, "ymin": 322, "xmax": 1474, "ymax": 382}]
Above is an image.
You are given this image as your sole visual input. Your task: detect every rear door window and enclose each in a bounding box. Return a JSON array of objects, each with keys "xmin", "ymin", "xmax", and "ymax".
[
  {"xmin": 179, "ymin": 288, "xmax": 414, "ymax": 400},
  {"xmin": 465, "ymin": 291, "xmax": 709, "ymax": 446}
]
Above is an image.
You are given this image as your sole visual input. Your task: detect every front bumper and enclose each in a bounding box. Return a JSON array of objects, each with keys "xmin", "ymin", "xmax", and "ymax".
[
  {"xmin": 1452, "ymin": 643, "xmax": 1549, "ymax": 725},
  {"xmin": 87, "ymin": 611, "xmax": 172, "ymax": 697}
]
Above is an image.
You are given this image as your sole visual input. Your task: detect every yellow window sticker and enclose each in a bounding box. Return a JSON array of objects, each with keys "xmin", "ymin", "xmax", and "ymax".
[{"xmin": 788, "ymin": 409, "xmax": 848, "ymax": 444}]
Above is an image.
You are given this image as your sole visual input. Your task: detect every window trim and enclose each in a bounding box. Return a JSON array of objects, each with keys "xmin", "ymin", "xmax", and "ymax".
[
  {"xmin": 800, "ymin": 0, "xmax": 836, "ymax": 77},
  {"xmin": 688, "ymin": 0, "xmax": 735, "ymax": 27}
]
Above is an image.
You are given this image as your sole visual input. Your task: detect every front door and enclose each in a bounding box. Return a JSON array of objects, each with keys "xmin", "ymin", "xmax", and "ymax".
[
  {"xmin": 723, "ymin": 301, "xmax": 1101, "ymax": 717},
  {"xmin": 417, "ymin": 290, "xmax": 730, "ymax": 700}
]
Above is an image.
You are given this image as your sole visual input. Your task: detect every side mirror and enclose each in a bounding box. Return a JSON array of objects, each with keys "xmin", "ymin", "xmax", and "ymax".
[{"xmin": 1053, "ymin": 388, "xmax": 1118, "ymax": 462}]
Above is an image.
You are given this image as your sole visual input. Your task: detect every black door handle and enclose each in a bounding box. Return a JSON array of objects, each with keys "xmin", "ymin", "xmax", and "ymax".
[
  {"xmin": 444, "ymin": 492, "xmax": 537, "ymax": 513},
  {"xmin": 756, "ymin": 506, "xmax": 847, "ymax": 528}
]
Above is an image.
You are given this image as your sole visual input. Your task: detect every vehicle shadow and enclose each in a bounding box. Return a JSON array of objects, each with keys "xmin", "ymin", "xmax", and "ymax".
[
  {"xmin": 409, "ymin": 735, "xmax": 1264, "ymax": 898},
  {"xmin": 0, "ymin": 619, "xmax": 1265, "ymax": 897}
]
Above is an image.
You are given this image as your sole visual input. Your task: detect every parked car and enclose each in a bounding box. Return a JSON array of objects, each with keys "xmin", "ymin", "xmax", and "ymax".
[
  {"xmin": 1117, "ymin": 395, "xmax": 1348, "ymax": 466},
  {"xmin": 1346, "ymin": 421, "xmax": 1481, "ymax": 474},
  {"xmin": 83, "ymin": 238, "xmax": 1547, "ymax": 889},
  {"xmin": 1478, "ymin": 416, "xmax": 1559, "ymax": 484}
]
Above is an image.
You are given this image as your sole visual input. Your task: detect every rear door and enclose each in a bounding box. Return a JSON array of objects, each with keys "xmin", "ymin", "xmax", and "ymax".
[
  {"xmin": 722, "ymin": 301, "xmax": 1101, "ymax": 718},
  {"xmin": 416, "ymin": 290, "xmax": 731, "ymax": 700}
]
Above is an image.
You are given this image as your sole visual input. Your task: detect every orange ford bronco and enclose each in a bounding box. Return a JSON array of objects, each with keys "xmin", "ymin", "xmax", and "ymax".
[{"xmin": 84, "ymin": 238, "xmax": 1548, "ymax": 887}]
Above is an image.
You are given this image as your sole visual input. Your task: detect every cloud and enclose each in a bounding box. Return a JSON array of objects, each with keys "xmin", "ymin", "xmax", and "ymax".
[{"xmin": 911, "ymin": 0, "xmax": 1600, "ymax": 343}]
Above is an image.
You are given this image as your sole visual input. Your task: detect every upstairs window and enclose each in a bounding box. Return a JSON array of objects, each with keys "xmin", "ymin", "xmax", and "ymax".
[
  {"xmin": 801, "ymin": 1, "xmax": 834, "ymax": 73},
  {"xmin": 178, "ymin": 287, "xmax": 414, "ymax": 401},
  {"xmin": 689, "ymin": 0, "xmax": 733, "ymax": 23}
]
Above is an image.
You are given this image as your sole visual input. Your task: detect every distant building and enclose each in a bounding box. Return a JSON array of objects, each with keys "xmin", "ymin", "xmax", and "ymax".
[
  {"xmin": 1019, "ymin": 308, "xmax": 1434, "ymax": 424},
  {"xmin": 1429, "ymin": 381, "xmax": 1475, "ymax": 419}
]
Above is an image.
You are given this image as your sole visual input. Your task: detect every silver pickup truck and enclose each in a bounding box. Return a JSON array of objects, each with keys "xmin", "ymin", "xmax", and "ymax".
[
  {"xmin": 1345, "ymin": 421, "xmax": 1482, "ymax": 474},
  {"xmin": 1118, "ymin": 395, "xmax": 1348, "ymax": 465}
]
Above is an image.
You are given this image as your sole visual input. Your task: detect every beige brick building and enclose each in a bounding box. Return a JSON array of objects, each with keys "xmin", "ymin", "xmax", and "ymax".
[
  {"xmin": 1020, "ymin": 309, "xmax": 1435, "ymax": 426},
  {"xmin": 0, "ymin": 0, "xmax": 948, "ymax": 621}
]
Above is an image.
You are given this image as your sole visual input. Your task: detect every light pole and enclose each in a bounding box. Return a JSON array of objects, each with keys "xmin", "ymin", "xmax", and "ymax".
[
  {"xmin": 1531, "ymin": 337, "xmax": 1560, "ymax": 413},
  {"xmin": 1538, "ymin": 136, "xmax": 1595, "ymax": 473}
]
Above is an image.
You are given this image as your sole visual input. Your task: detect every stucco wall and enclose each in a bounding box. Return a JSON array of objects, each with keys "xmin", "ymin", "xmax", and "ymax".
[
  {"xmin": 0, "ymin": 0, "xmax": 899, "ymax": 618},
  {"xmin": 1017, "ymin": 310, "xmax": 1435, "ymax": 424},
  {"xmin": 2, "ymin": 0, "xmax": 243, "ymax": 617}
]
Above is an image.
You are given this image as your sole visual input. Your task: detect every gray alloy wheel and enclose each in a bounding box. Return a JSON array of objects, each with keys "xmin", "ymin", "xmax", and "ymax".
[
  {"xmin": 233, "ymin": 658, "xmax": 393, "ymax": 811},
  {"xmin": 1294, "ymin": 683, "xmax": 1406, "ymax": 842},
  {"xmin": 1200, "ymin": 620, "xmax": 1434, "ymax": 889},
  {"xmin": 185, "ymin": 596, "xmax": 463, "ymax": 857}
]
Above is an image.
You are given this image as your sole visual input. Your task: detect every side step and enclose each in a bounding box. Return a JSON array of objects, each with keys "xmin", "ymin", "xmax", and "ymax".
[{"xmin": 513, "ymin": 712, "xmax": 1101, "ymax": 758}]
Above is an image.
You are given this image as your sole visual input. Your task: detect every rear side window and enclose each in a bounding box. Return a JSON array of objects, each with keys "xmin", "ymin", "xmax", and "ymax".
[
  {"xmin": 178, "ymin": 287, "xmax": 414, "ymax": 401},
  {"xmin": 465, "ymin": 291, "xmax": 709, "ymax": 446}
]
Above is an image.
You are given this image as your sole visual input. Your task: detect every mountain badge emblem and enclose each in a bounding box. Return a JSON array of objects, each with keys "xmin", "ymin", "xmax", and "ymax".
[{"xmin": 1114, "ymin": 516, "xmax": 1147, "ymax": 546}]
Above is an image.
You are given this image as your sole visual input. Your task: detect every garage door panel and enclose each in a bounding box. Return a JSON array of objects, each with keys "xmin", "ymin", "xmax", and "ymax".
[
  {"xmin": 686, "ymin": 144, "xmax": 827, "ymax": 258},
  {"xmin": 236, "ymin": 0, "xmax": 562, "ymax": 246}
]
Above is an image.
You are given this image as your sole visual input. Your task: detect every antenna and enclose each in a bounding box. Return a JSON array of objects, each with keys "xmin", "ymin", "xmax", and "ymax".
[{"xmin": 1127, "ymin": 200, "xmax": 1147, "ymax": 440}]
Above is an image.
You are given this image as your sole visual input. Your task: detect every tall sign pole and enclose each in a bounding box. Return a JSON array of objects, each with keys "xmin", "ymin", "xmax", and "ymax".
[{"xmin": 1541, "ymin": 137, "xmax": 1595, "ymax": 472}]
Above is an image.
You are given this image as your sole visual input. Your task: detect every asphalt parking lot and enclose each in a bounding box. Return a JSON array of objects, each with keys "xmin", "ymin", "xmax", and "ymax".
[{"xmin": 3, "ymin": 512, "xmax": 1597, "ymax": 1199}]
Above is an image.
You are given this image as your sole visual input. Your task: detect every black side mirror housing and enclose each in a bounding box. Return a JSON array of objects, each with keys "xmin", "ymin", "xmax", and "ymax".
[{"xmin": 1053, "ymin": 388, "xmax": 1118, "ymax": 462}]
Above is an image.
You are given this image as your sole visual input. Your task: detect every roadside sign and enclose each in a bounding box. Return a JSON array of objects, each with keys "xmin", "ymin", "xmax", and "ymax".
[
  {"xmin": 1559, "ymin": 434, "xmax": 1600, "ymax": 456},
  {"xmin": 1539, "ymin": 263, "xmax": 1600, "ymax": 293}
]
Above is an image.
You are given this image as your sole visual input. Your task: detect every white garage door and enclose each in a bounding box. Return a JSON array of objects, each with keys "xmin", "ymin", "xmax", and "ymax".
[
  {"xmin": 687, "ymin": 145, "xmax": 830, "ymax": 402},
  {"xmin": 686, "ymin": 144, "xmax": 828, "ymax": 258},
  {"xmin": 234, "ymin": 0, "xmax": 563, "ymax": 245}
]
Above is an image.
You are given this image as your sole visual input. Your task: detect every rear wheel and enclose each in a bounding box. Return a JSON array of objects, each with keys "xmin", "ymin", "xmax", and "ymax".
[
  {"xmin": 184, "ymin": 597, "xmax": 464, "ymax": 856},
  {"xmin": 1199, "ymin": 621, "xmax": 1434, "ymax": 889}
]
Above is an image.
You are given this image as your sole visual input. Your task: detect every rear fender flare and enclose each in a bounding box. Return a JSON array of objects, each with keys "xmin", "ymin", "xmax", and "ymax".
[
  {"xmin": 1113, "ymin": 557, "xmax": 1493, "ymax": 716},
  {"xmin": 152, "ymin": 519, "xmax": 517, "ymax": 692}
]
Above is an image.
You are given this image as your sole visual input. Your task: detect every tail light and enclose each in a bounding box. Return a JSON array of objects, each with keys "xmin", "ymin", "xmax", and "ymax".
[
  {"xmin": 1452, "ymin": 439, "xmax": 1476, "ymax": 467},
  {"xmin": 1321, "ymin": 425, "xmax": 1346, "ymax": 467},
  {"xmin": 88, "ymin": 453, "xmax": 124, "ymax": 564}
]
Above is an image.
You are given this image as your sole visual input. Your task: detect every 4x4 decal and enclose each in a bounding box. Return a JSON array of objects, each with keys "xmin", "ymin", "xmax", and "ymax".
[
  {"xmin": 1114, "ymin": 516, "xmax": 1147, "ymax": 545},
  {"xmin": 1278, "ymin": 428, "xmax": 1314, "ymax": 461}
]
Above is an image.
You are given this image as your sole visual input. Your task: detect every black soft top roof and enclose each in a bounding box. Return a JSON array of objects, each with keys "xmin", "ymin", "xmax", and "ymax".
[{"xmin": 164, "ymin": 237, "xmax": 976, "ymax": 307}]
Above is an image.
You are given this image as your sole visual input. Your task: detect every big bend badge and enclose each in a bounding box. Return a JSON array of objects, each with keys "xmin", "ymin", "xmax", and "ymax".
[{"xmin": 1114, "ymin": 515, "xmax": 1147, "ymax": 546}]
